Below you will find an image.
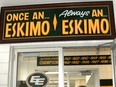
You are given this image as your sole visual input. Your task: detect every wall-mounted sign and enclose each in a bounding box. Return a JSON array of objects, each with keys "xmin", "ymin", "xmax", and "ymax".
[
  {"xmin": 0, "ymin": 1, "xmax": 115, "ymax": 43},
  {"xmin": 37, "ymin": 55, "xmax": 111, "ymax": 66},
  {"xmin": 26, "ymin": 72, "xmax": 49, "ymax": 87}
]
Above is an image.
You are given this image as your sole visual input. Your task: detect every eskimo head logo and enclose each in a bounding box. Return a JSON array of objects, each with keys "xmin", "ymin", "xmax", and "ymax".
[{"xmin": 26, "ymin": 72, "xmax": 49, "ymax": 87}]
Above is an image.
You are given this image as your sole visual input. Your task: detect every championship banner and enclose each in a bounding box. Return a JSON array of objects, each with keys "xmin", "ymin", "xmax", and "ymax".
[
  {"xmin": 0, "ymin": 1, "xmax": 115, "ymax": 43},
  {"xmin": 37, "ymin": 55, "xmax": 111, "ymax": 66}
]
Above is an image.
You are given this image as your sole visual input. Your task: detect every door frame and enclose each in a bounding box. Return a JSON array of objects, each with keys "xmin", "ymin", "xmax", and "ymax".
[{"xmin": 8, "ymin": 47, "xmax": 64, "ymax": 87}]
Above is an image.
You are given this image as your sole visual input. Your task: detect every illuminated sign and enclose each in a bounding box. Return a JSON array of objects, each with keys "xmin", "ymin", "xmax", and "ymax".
[
  {"xmin": 37, "ymin": 55, "xmax": 111, "ymax": 66},
  {"xmin": 26, "ymin": 72, "xmax": 49, "ymax": 87},
  {"xmin": 0, "ymin": 1, "xmax": 115, "ymax": 43}
]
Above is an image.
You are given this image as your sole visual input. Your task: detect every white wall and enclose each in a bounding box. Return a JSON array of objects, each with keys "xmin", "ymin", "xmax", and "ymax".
[{"xmin": 0, "ymin": 44, "xmax": 10, "ymax": 87}]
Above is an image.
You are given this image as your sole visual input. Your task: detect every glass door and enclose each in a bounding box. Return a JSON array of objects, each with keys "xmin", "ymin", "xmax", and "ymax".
[{"xmin": 11, "ymin": 48, "xmax": 64, "ymax": 87}]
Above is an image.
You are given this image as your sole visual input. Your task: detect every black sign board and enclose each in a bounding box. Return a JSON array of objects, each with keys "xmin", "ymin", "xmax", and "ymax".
[
  {"xmin": 0, "ymin": 1, "xmax": 115, "ymax": 43},
  {"xmin": 37, "ymin": 55, "xmax": 111, "ymax": 66}
]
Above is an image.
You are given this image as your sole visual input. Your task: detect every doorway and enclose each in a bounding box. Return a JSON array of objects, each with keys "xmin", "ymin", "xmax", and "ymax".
[{"xmin": 9, "ymin": 45, "xmax": 112, "ymax": 87}]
